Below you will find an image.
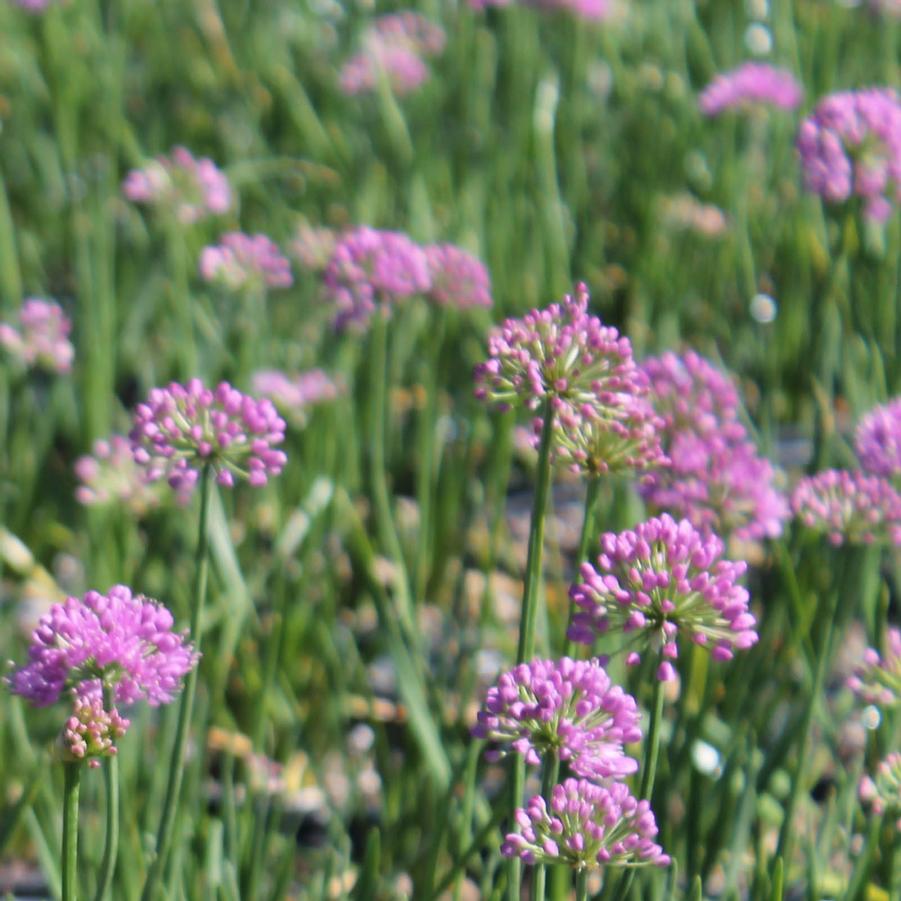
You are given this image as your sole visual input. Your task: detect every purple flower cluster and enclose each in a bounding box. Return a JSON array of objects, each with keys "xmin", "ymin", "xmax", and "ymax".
[
  {"xmin": 75, "ymin": 435, "xmax": 176, "ymax": 514},
  {"xmin": 470, "ymin": 0, "xmax": 613, "ymax": 21},
  {"xmin": 10, "ymin": 0, "xmax": 54, "ymax": 12},
  {"xmin": 791, "ymin": 469, "xmax": 901, "ymax": 546},
  {"xmin": 0, "ymin": 298, "xmax": 74, "ymax": 374},
  {"xmin": 699, "ymin": 63, "xmax": 803, "ymax": 117},
  {"xmin": 199, "ymin": 232, "xmax": 293, "ymax": 292},
  {"xmin": 425, "ymin": 244, "xmax": 493, "ymax": 309},
  {"xmin": 472, "ymin": 657, "xmax": 641, "ymax": 780},
  {"xmin": 122, "ymin": 146, "xmax": 232, "ymax": 225},
  {"xmin": 62, "ymin": 695, "xmax": 130, "ymax": 768},
  {"xmin": 130, "ymin": 379, "xmax": 287, "ymax": 492},
  {"xmin": 339, "ymin": 13, "xmax": 445, "ymax": 97},
  {"xmin": 324, "ymin": 227, "xmax": 431, "ymax": 329},
  {"xmin": 569, "ymin": 514, "xmax": 757, "ymax": 680},
  {"xmin": 797, "ymin": 88, "xmax": 901, "ymax": 222},
  {"xmin": 640, "ymin": 351, "xmax": 789, "ymax": 541},
  {"xmin": 251, "ymin": 368, "xmax": 343, "ymax": 427},
  {"xmin": 859, "ymin": 753, "xmax": 901, "ymax": 831},
  {"xmin": 502, "ymin": 778, "xmax": 670, "ymax": 869},
  {"xmin": 8, "ymin": 585, "xmax": 197, "ymax": 708},
  {"xmin": 848, "ymin": 627, "xmax": 901, "ymax": 709},
  {"xmin": 855, "ymin": 399, "xmax": 901, "ymax": 481}
]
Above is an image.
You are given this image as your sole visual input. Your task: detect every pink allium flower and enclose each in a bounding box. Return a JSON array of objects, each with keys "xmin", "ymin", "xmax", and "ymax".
[
  {"xmin": 130, "ymin": 379, "xmax": 287, "ymax": 492},
  {"xmin": 61, "ymin": 694, "xmax": 130, "ymax": 768},
  {"xmin": 848, "ymin": 627, "xmax": 901, "ymax": 708},
  {"xmin": 472, "ymin": 657, "xmax": 641, "ymax": 780},
  {"xmin": 199, "ymin": 232, "xmax": 293, "ymax": 292},
  {"xmin": 251, "ymin": 368, "xmax": 343, "ymax": 427},
  {"xmin": 11, "ymin": 0, "xmax": 55, "ymax": 11},
  {"xmin": 797, "ymin": 88, "xmax": 901, "ymax": 222},
  {"xmin": 290, "ymin": 224, "xmax": 337, "ymax": 273},
  {"xmin": 424, "ymin": 244, "xmax": 493, "ymax": 309},
  {"xmin": 640, "ymin": 351, "xmax": 789, "ymax": 541},
  {"xmin": 660, "ymin": 193, "xmax": 729, "ymax": 237},
  {"xmin": 791, "ymin": 469, "xmax": 901, "ymax": 546},
  {"xmin": 855, "ymin": 399, "xmax": 901, "ymax": 480},
  {"xmin": 568, "ymin": 514, "xmax": 757, "ymax": 679},
  {"xmin": 324, "ymin": 226, "xmax": 431, "ymax": 329},
  {"xmin": 75, "ymin": 435, "xmax": 174, "ymax": 514},
  {"xmin": 0, "ymin": 299, "xmax": 74, "ymax": 374},
  {"xmin": 859, "ymin": 753, "xmax": 901, "ymax": 831},
  {"xmin": 503, "ymin": 778, "xmax": 670, "ymax": 869},
  {"xmin": 699, "ymin": 63, "xmax": 803, "ymax": 116},
  {"xmin": 470, "ymin": 0, "xmax": 613, "ymax": 21},
  {"xmin": 475, "ymin": 283, "xmax": 641, "ymax": 415},
  {"xmin": 122, "ymin": 146, "xmax": 232, "ymax": 225},
  {"xmin": 7, "ymin": 585, "xmax": 198, "ymax": 708},
  {"xmin": 339, "ymin": 13, "xmax": 445, "ymax": 97}
]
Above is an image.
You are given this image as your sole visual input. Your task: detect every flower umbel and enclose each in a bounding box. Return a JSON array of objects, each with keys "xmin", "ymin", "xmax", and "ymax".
[
  {"xmin": 848, "ymin": 626, "xmax": 901, "ymax": 708},
  {"xmin": 568, "ymin": 514, "xmax": 757, "ymax": 679},
  {"xmin": 251, "ymin": 369, "xmax": 343, "ymax": 428},
  {"xmin": 502, "ymin": 778, "xmax": 670, "ymax": 869},
  {"xmin": 130, "ymin": 379, "xmax": 287, "ymax": 492},
  {"xmin": 61, "ymin": 694, "xmax": 131, "ymax": 768},
  {"xmin": 855, "ymin": 399, "xmax": 901, "ymax": 481},
  {"xmin": 791, "ymin": 469, "xmax": 901, "ymax": 546},
  {"xmin": 199, "ymin": 232, "xmax": 294, "ymax": 292},
  {"xmin": 424, "ymin": 243, "xmax": 493, "ymax": 309},
  {"xmin": 699, "ymin": 63, "xmax": 803, "ymax": 116},
  {"xmin": 472, "ymin": 657, "xmax": 641, "ymax": 780},
  {"xmin": 859, "ymin": 753, "xmax": 901, "ymax": 831},
  {"xmin": 0, "ymin": 298, "xmax": 74, "ymax": 374},
  {"xmin": 8, "ymin": 585, "xmax": 198, "ymax": 708},
  {"xmin": 122, "ymin": 145, "xmax": 232, "ymax": 224}
]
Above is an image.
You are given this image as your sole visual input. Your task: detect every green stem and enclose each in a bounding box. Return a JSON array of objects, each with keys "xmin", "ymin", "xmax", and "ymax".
[
  {"xmin": 62, "ymin": 762, "xmax": 81, "ymax": 901},
  {"xmin": 368, "ymin": 311, "xmax": 416, "ymax": 639},
  {"xmin": 775, "ymin": 586, "xmax": 841, "ymax": 869},
  {"xmin": 93, "ymin": 688, "xmax": 119, "ymax": 901},
  {"xmin": 563, "ymin": 475, "xmax": 602, "ymax": 657},
  {"xmin": 533, "ymin": 752, "xmax": 561, "ymax": 901},
  {"xmin": 508, "ymin": 399, "xmax": 556, "ymax": 901},
  {"xmin": 141, "ymin": 465, "xmax": 213, "ymax": 901},
  {"xmin": 842, "ymin": 813, "xmax": 882, "ymax": 901},
  {"xmin": 639, "ymin": 675, "xmax": 666, "ymax": 802},
  {"xmin": 575, "ymin": 869, "xmax": 589, "ymax": 901}
]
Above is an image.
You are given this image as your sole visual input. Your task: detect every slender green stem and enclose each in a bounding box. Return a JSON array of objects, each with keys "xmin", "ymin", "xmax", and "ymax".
[
  {"xmin": 639, "ymin": 676, "xmax": 666, "ymax": 802},
  {"xmin": 141, "ymin": 465, "xmax": 213, "ymax": 901},
  {"xmin": 842, "ymin": 813, "xmax": 882, "ymax": 901},
  {"xmin": 508, "ymin": 399, "xmax": 556, "ymax": 901},
  {"xmin": 62, "ymin": 762, "xmax": 82, "ymax": 901},
  {"xmin": 368, "ymin": 311, "xmax": 416, "ymax": 639},
  {"xmin": 93, "ymin": 687, "xmax": 119, "ymax": 901},
  {"xmin": 533, "ymin": 752, "xmax": 561, "ymax": 901},
  {"xmin": 575, "ymin": 869, "xmax": 589, "ymax": 901},
  {"xmin": 563, "ymin": 475, "xmax": 602, "ymax": 657},
  {"xmin": 776, "ymin": 586, "xmax": 841, "ymax": 868}
]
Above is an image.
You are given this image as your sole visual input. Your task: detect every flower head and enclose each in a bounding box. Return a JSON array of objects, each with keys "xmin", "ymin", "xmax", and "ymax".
[
  {"xmin": 290, "ymin": 224, "xmax": 337, "ymax": 273},
  {"xmin": 130, "ymin": 379, "xmax": 287, "ymax": 492},
  {"xmin": 10, "ymin": 0, "xmax": 55, "ymax": 12},
  {"xmin": 61, "ymin": 694, "xmax": 130, "ymax": 768},
  {"xmin": 859, "ymin": 753, "xmax": 901, "ymax": 831},
  {"xmin": 339, "ymin": 13, "xmax": 445, "ymax": 97},
  {"xmin": 797, "ymin": 88, "xmax": 901, "ymax": 222},
  {"xmin": 791, "ymin": 469, "xmax": 901, "ymax": 546},
  {"xmin": 640, "ymin": 352, "xmax": 789, "ymax": 541},
  {"xmin": 8, "ymin": 585, "xmax": 198, "ymax": 708},
  {"xmin": 251, "ymin": 369, "xmax": 343, "ymax": 427},
  {"xmin": 0, "ymin": 299, "xmax": 74, "ymax": 374},
  {"xmin": 568, "ymin": 514, "xmax": 757, "ymax": 679},
  {"xmin": 200, "ymin": 232, "xmax": 293, "ymax": 292},
  {"xmin": 503, "ymin": 778, "xmax": 670, "ymax": 869},
  {"xmin": 472, "ymin": 657, "xmax": 641, "ymax": 780},
  {"xmin": 470, "ymin": 0, "xmax": 613, "ymax": 21},
  {"xmin": 122, "ymin": 146, "xmax": 231, "ymax": 224},
  {"xmin": 699, "ymin": 63, "xmax": 803, "ymax": 116},
  {"xmin": 855, "ymin": 399, "xmax": 901, "ymax": 481},
  {"xmin": 848, "ymin": 627, "xmax": 901, "ymax": 708},
  {"xmin": 75, "ymin": 435, "xmax": 176, "ymax": 514},
  {"xmin": 324, "ymin": 227, "xmax": 431, "ymax": 330},
  {"xmin": 424, "ymin": 244, "xmax": 493, "ymax": 309}
]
